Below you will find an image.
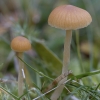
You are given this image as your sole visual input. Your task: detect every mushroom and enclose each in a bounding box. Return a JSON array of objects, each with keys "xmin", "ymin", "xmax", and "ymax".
[
  {"xmin": 11, "ymin": 36, "xmax": 31, "ymax": 96},
  {"xmin": 48, "ymin": 5, "xmax": 92, "ymax": 100}
]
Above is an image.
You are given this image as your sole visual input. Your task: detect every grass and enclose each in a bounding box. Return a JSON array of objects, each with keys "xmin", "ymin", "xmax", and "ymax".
[{"xmin": 1, "ymin": 57, "xmax": 100, "ymax": 99}]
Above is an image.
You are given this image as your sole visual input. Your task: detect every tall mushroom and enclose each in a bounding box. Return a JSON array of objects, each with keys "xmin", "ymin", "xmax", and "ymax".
[
  {"xmin": 48, "ymin": 5, "xmax": 92, "ymax": 100},
  {"xmin": 11, "ymin": 36, "xmax": 31, "ymax": 96}
]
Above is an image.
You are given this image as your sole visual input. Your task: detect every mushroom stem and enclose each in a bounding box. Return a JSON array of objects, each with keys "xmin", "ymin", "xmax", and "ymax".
[
  {"xmin": 62, "ymin": 30, "xmax": 72, "ymax": 74},
  {"xmin": 17, "ymin": 52, "xmax": 24, "ymax": 96},
  {"xmin": 51, "ymin": 30, "xmax": 72, "ymax": 100}
]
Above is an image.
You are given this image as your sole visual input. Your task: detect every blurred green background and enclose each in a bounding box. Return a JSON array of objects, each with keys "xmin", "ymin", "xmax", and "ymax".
[{"xmin": 0, "ymin": 0, "xmax": 100, "ymax": 99}]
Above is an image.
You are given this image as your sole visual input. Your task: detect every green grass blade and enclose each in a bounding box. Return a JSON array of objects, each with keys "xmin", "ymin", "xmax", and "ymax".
[
  {"xmin": 75, "ymin": 70, "xmax": 100, "ymax": 79},
  {"xmin": 18, "ymin": 56, "xmax": 53, "ymax": 80},
  {"xmin": 32, "ymin": 38, "xmax": 62, "ymax": 75},
  {"xmin": 0, "ymin": 85, "xmax": 18, "ymax": 99}
]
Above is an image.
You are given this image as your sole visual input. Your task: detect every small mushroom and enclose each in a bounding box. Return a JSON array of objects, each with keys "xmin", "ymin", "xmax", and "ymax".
[
  {"xmin": 48, "ymin": 5, "xmax": 92, "ymax": 100},
  {"xmin": 11, "ymin": 36, "xmax": 31, "ymax": 96}
]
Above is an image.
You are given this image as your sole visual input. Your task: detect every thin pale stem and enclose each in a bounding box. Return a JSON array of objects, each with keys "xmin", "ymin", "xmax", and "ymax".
[
  {"xmin": 51, "ymin": 30, "xmax": 72, "ymax": 100},
  {"xmin": 62, "ymin": 30, "xmax": 72, "ymax": 74},
  {"xmin": 17, "ymin": 52, "xmax": 24, "ymax": 96}
]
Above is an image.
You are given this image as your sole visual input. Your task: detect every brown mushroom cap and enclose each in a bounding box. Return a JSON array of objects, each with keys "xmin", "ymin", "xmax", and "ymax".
[
  {"xmin": 11, "ymin": 36, "xmax": 31, "ymax": 52},
  {"xmin": 48, "ymin": 5, "xmax": 92, "ymax": 30}
]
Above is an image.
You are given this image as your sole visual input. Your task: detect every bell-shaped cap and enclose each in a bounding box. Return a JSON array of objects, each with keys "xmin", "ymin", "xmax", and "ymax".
[
  {"xmin": 48, "ymin": 5, "xmax": 92, "ymax": 30},
  {"xmin": 11, "ymin": 36, "xmax": 31, "ymax": 52}
]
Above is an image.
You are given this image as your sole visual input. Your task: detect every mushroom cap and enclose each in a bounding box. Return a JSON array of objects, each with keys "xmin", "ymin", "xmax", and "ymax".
[
  {"xmin": 48, "ymin": 5, "xmax": 92, "ymax": 30},
  {"xmin": 11, "ymin": 36, "xmax": 31, "ymax": 52}
]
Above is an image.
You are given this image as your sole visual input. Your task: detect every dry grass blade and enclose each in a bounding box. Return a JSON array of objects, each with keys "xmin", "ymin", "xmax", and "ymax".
[{"xmin": 44, "ymin": 71, "xmax": 71, "ymax": 92}]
